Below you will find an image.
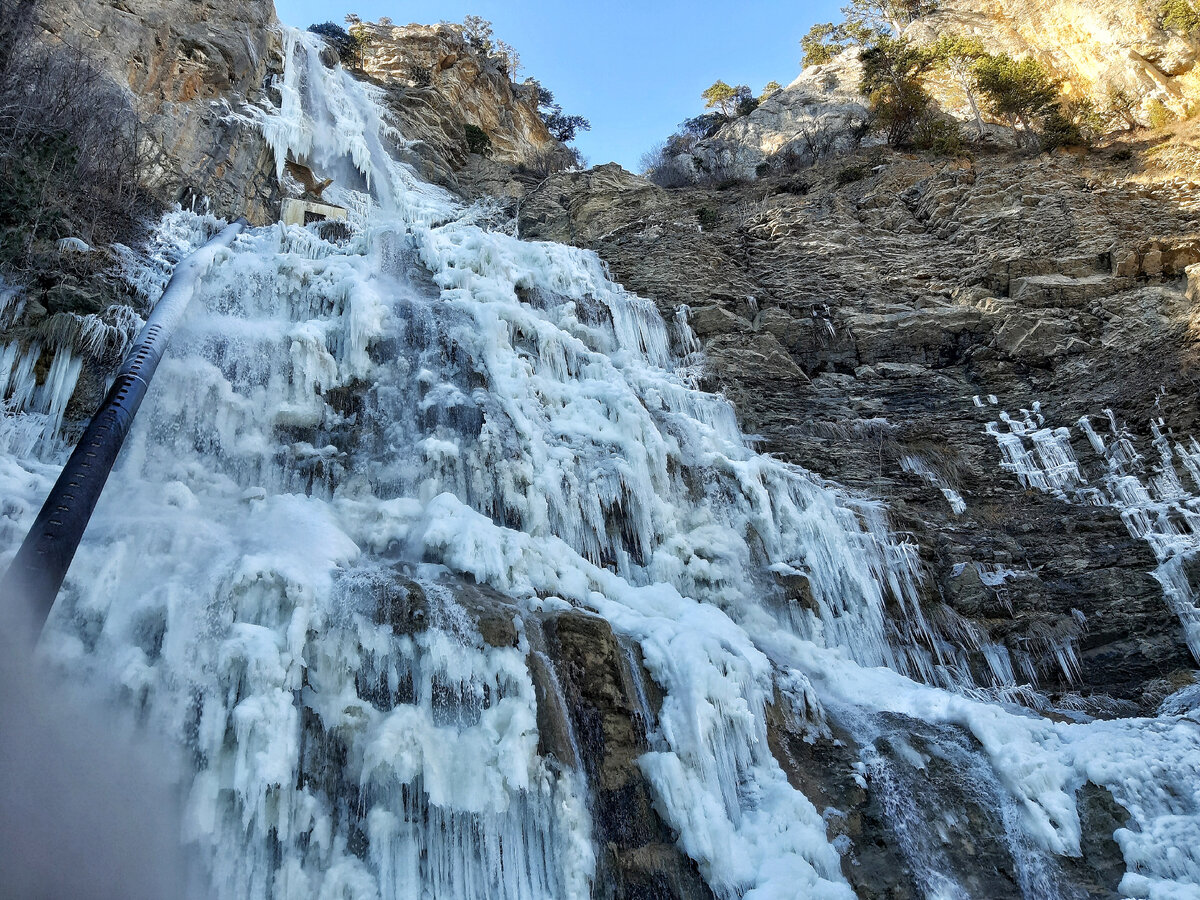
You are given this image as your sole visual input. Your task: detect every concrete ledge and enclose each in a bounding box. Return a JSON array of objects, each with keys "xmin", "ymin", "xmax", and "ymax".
[{"xmin": 281, "ymin": 198, "xmax": 348, "ymax": 227}]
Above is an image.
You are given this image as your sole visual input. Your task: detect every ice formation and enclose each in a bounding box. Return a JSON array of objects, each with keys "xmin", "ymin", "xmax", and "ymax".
[
  {"xmin": 1, "ymin": 26, "xmax": 1199, "ymax": 900},
  {"xmin": 988, "ymin": 403, "xmax": 1200, "ymax": 662}
]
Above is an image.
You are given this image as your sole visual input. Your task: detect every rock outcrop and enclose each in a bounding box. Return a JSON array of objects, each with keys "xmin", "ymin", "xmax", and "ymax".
[
  {"xmin": 683, "ymin": 51, "xmax": 874, "ymax": 181},
  {"xmin": 356, "ymin": 21, "xmax": 568, "ymax": 189},
  {"xmin": 37, "ymin": 0, "xmax": 283, "ymax": 224},
  {"xmin": 515, "ymin": 146, "xmax": 1200, "ymax": 717},
  {"xmin": 914, "ymin": 0, "xmax": 1200, "ymax": 118},
  {"xmin": 682, "ymin": 0, "xmax": 1200, "ymax": 181}
]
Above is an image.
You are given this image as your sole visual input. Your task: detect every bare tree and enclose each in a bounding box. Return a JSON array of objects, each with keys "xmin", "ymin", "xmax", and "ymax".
[{"xmin": 0, "ymin": 0, "xmax": 153, "ymax": 268}]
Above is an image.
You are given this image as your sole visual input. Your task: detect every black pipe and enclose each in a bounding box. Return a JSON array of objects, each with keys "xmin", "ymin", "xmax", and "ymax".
[{"xmin": 1, "ymin": 218, "xmax": 248, "ymax": 635}]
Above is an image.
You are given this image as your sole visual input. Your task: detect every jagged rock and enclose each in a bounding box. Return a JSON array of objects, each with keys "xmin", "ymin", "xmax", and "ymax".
[
  {"xmin": 536, "ymin": 611, "xmax": 717, "ymax": 900},
  {"xmin": 37, "ymin": 0, "xmax": 283, "ymax": 224},
  {"xmin": 358, "ymin": 21, "xmax": 566, "ymax": 184},
  {"xmin": 685, "ymin": 50, "xmax": 876, "ymax": 181}
]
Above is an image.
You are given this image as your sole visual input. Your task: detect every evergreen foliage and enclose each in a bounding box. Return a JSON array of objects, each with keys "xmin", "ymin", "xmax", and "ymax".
[
  {"xmin": 702, "ymin": 81, "xmax": 740, "ymax": 116},
  {"xmin": 1160, "ymin": 0, "xmax": 1200, "ymax": 35},
  {"xmin": 929, "ymin": 35, "xmax": 987, "ymax": 135},
  {"xmin": 464, "ymin": 123, "xmax": 492, "ymax": 155},
  {"xmin": 840, "ymin": 0, "xmax": 941, "ymax": 35},
  {"xmin": 860, "ymin": 36, "xmax": 938, "ymax": 146},
  {"xmin": 533, "ymin": 85, "xmax": 591, "ymax": 143},
  {"xmin": 971, "ymin": 53, "xmax": 1061, "ymax": 147}
]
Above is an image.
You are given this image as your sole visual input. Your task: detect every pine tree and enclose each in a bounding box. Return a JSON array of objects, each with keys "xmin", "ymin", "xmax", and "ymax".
[
  {"xmin": 702, "ymin": 81, "xmax": 739, "ymax": 117},
  {"xmin": 859, "ymin": 35, "xmax": 937, "ymax": 146},
  {"xmin": 971, "ymin": 53, "xmax": 1062, "ymax": 147},
  {"xmin": 930, "ymin": 35, "xmax": 987, "ymax": 136},
  {"xmin": 841, "ymin": 0, "xmax": 940, "ymax": 36}
]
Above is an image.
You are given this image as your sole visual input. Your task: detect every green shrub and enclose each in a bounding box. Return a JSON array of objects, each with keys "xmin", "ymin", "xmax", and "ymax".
[
  {"xmin": 464, "ymin": 123, "xmax": 492, "ymax": 155},
  {"xmin": 1040, "ymin": 108, "xmax": 1084, "ymax": 150},
  {"xmin": 1160, "ymin": 0, "xmax": 1200, "ymax": 34},
  {"xmin": 913, "ymin": 117, "xmax": 964, "ymax": 154},
  {"xmin": 696, "ymin": 206, "xmax": 719, "ymax": 230},
  {"xmin": 972, "ymin": 53, "xmax": 1061, "ymax": 148},
  {"xmin": 836, "ymin": 165, "xmax": 868, "ymax": 186},
  {"xmin": 1147, "ymin": 99, "xmax": 1177, "ymax": 130},
  {"xmin": 860, "ymin": 36, "xmax": 938, "ymax": 147}
]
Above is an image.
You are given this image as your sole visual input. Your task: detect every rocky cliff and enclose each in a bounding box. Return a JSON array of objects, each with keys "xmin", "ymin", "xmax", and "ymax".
[
  {"xmin": 37, "ymin": 0, "xmax": 283, "ymax": 224},
  {"xmin": 514, "ymin": 146, "xmax": 1200, "ymax": 718},
  {"xmin": 683, "ymin": 0, "xmax": 1200, "ymax": 181},
  {"xmin": 356, "ymin": 21, "xmax": 566, "ymax": 189},
  {"xmin": 914, "ymin": 0, "xmax": 1200, "ymax": 118}
]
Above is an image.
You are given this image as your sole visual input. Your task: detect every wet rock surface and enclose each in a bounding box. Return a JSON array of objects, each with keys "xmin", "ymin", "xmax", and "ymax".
[{"xmin": 537, "ymin": 611, "xmax": 717, "ymax": 900}]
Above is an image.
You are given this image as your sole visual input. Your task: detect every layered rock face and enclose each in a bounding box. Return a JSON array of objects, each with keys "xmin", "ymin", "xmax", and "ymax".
[
  {"xmin": 685, "ymin": 0, "xmax": 1200, "ymax": 181},
  {"xmin": 357, "ymin": 21, "xmax": 566, "ymax": 188},
  {"xmin": 686, "ymin": 51, "xmax": 874, "ymax": 181},
  {"xmin": 36, "ymin": 0, "xmax": 283, "ymax": 223},
  {"xmin": 516, "ymin": 150, "xmax": 1200, "ymax": 717},
  {"xmin": 914, "ymin": 0, "xmax": 1200, "ymax": 116}
]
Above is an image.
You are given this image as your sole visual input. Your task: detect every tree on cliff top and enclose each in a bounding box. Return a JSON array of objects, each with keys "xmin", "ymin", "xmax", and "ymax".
[
  {"xmin": 702, "ymin": 81, "xmax": 757, "ymax": 118},
  {"xmin": 802, "ymin": 1, "xmax": 939, "ymax": 68},
  {"xmin": 971, "ymin": 53, "xmax": 1062, "ymax": 146},
  {"xmin": 842, "ymin": 0, "xmax": 940, "ymax": 36},
  {"xmin": 533, "ymin": 85, "xmax": 591, "ymax": 143},
  {"xmin": 701, "ymin": 81, "xmax": 739, "ymax": 117}
]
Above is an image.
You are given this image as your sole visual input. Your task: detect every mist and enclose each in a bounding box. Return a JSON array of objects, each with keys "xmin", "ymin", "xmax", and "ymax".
[{"xmin": 0, "ymin": 592, "xmax": 198, "ymax": 900}]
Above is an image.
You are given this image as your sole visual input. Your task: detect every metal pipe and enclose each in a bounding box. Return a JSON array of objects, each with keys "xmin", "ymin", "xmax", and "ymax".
[{"xmin": 1, "ymin": 218, "xmax": 248, "ymax": 635}]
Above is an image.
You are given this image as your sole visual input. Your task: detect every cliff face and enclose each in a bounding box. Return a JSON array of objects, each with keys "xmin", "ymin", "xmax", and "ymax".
[
  {"xmin": 516, "ymin": 150, "xmax": 1200, "ymax": 720},
  {"xmin": 356, "ymin": 21, "xmax": 566, "ymax": 188},
  {"xmin": 914, "ymin": 0, "xmax": 1200, "ymax": 116},
  {"xmin": 684, "ymin": 0, "xmax": 1200, "ymax": 181},
  {"xmin": 37, "ymin": 0, "xmax": 283, "ymax": 224}
]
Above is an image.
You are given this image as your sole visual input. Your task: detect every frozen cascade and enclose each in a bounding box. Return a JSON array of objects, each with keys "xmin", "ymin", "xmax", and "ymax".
[
  {"xmin": 987, "ymin": 402, "xmax": 1200, "ymax": 661},
  {"xmin": 0, "ymin": 26, "xmax": 1198, "ymax": 900}
]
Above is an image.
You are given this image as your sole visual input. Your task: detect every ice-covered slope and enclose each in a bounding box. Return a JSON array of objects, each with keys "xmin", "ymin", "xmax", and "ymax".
[{"xmin": 2, "ymin": 27, "xmax": 1199, "ymax": 900}]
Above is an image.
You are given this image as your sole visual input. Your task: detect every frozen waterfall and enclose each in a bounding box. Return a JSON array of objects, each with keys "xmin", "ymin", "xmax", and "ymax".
[{"xmin": 2, "ymin": 26, "xmax": 1200, "ymax": 900}]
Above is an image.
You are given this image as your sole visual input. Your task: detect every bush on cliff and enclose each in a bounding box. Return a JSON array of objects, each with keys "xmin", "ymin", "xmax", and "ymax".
[
  {"xmin": 860, "ymin": 35, "xmax": 939, "ymax": 147},
  {"xmin": 464, "ymin": 123, "xmax": 492, "ymax": 155},
  {"xmin": 971, "ymin": 53, "xmax": 1064, "ymax": 149},
  {"xmin": 1159, "ymin": 0, "xmax": 1200, "ymax": 35},
  {"xmin": 0, "ymin": 0, "xmax": 152, "ymax": 282}
]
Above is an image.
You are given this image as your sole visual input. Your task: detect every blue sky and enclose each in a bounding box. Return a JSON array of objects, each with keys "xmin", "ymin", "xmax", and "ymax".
[{"xmin": 274, "ymin": 1, "xmax": 842, "ymax": 170}]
